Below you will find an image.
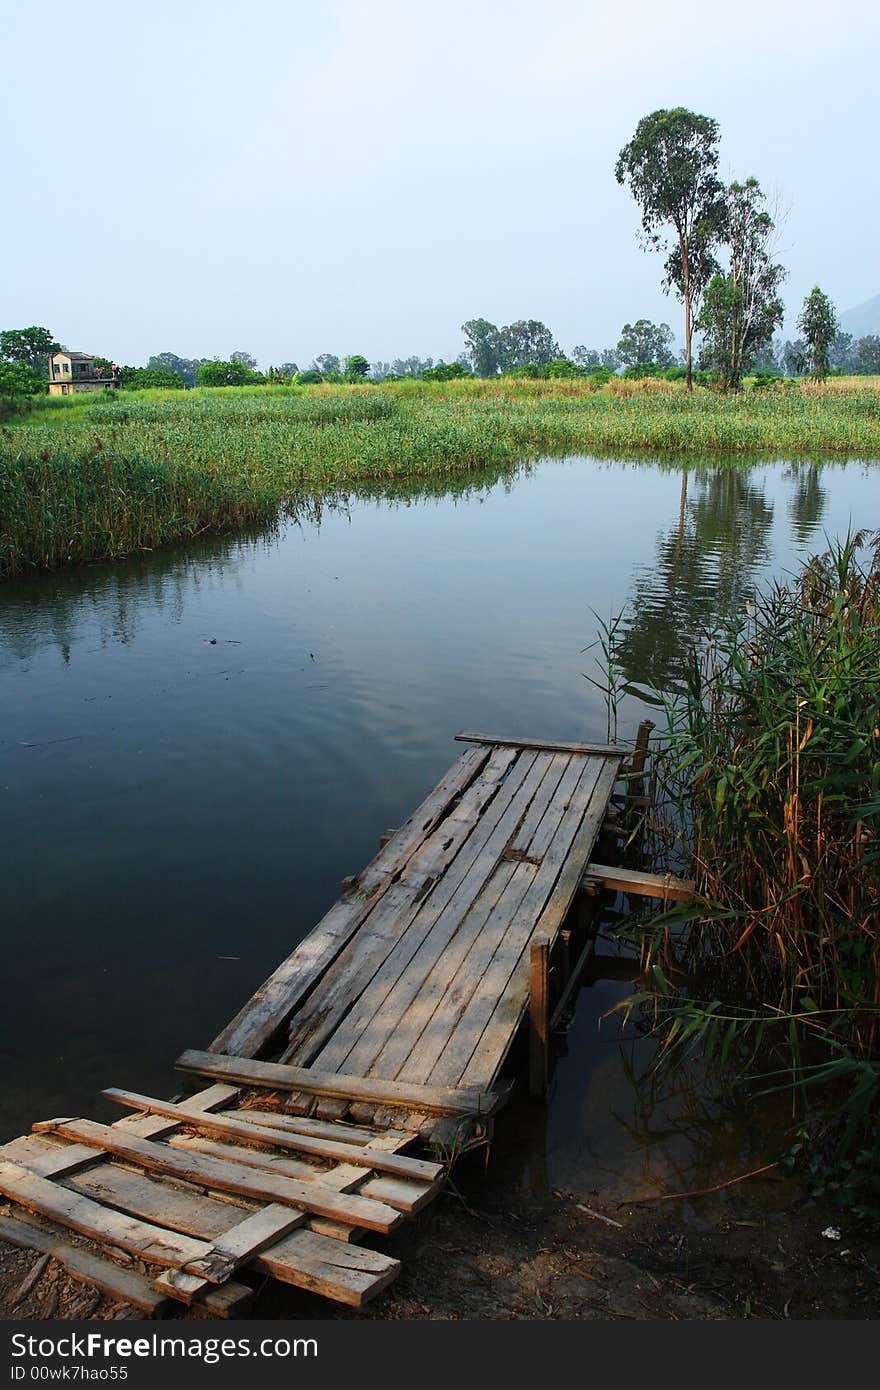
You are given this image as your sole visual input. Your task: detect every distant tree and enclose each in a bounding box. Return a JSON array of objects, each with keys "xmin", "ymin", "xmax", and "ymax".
[
  {"xmin": 119, "ymin": 367, "xmax": 186, "ymax": 390},
  {"xmin": 0, "ymin": 326, "xmax": 61, "ymax": 376},
  {"xmin": 196, "ymin": 359, "xmax": 262, "ymax": 387},
  {"xmin": 422, "ymin": 361, "xmax": 471, "ymax": 381},
  {"xmin": 343, "ymin": 354, "xmax": 370, "ymax": 380},
  {"xmin": 461, "ymin": 319, "xmax": 505, "ymax": 377},
  {"xmin": 750, "ymin": 342, "xmax": 780, "ymax": 372},
  {"xmin": 230, "ymin": 350, "xmax": 258, "ymax": 370},
  {"xmin": 855, "ymin": 335, "xmax": 880, "ymax": 374},
  {"xmin": 828, "ymin": 332, "xmax": 855, "ymax": 372},
  {"xmin": 278, "ymin": 362, "xmax": 299, "ymax": 378},
  {"xmin": 600, "ymin": 347, "xmax": 621, "ymax": 371},
  {"xmin": 696, "ymin": 178, "xmax": 786, "ymax": 389},
  {"xmin": 390, "ymin": 355, "xmax": 436, "ymax": 377},
  {"xmin": 312, "ymin": 354, "xmax": 341, "ymax": 378},
  {"xmin": 571, "ymin": 346, "xmax": 601, "ymax": 368},
  {"xmin": 782, "ymin": 339, "xmax": 808, "ymax": 376},
  {"xmin": 616, "ymin": 319, "xmax": 675, "ymax": 367},
  {"xmin": 298, "ymin": 368, "xmax": 323, "ymax": 385},
  {"xmin": 501, "ymin": 320, "xmax": 560, "ymax": 369},
  {"xmin": 797, "ymin": 288, "xmax": 839, "ymax": 381},
  {"xmin": 147, "ymin": 352, "xmax": 203, "ymax": 387},
  {"xmin": 0, "ymin": 359, "xmax": 44, "ymax": 396},
  {"xmin": 615, "ymin": 108, "xmax": 726, "ymax": 389}
]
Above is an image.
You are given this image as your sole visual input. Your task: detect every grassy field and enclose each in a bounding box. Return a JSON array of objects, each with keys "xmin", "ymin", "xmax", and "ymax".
[{"xmin": 2, "ymin": 377, "xmax": 879, "ymax": 577}]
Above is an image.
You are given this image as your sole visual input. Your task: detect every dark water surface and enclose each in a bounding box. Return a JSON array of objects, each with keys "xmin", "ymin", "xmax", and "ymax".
[{"xmin": 2, "ymin": 455, "xmax": 877, "ymax": 1197}]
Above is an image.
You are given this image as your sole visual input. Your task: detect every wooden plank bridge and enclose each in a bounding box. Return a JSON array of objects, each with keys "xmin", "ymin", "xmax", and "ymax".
[{"xmin": 0, "ymin": 729, "xmax": 691, "ymax": 1318}]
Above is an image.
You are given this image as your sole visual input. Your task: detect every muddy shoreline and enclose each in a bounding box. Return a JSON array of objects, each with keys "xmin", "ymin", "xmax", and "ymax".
[{"xmin": 3, "ymin": 1138, "xmax": 877, "ymax": 1323}]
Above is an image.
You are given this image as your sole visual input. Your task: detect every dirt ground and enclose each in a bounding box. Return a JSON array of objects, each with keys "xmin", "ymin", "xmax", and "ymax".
[{"xmin": 2, "ymin": 1145, "xmax": 877, "ymax": 1323}]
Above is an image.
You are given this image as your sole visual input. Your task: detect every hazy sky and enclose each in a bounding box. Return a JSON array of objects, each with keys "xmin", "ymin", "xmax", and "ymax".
[{"xmin": 4, "ymin": 0, "xmax": 877, "ymax": 367}]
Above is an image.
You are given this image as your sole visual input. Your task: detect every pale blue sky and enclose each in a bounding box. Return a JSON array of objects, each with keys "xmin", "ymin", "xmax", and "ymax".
[{"xmin": 3, "ymin": 0, "xmax": 877, "ymax": 367}]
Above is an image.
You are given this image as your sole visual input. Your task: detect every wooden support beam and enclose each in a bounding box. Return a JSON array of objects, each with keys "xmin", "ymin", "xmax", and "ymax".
[
  {"xmin": 176, "ymin": 1049, "xmax": 503, "ymax": 1118},
  {"xmin": 528, "ymin": 938, "xmax": 550, "ymax": 1099},
  {"xmin": 550, "ymin": 935, "xmax": 596, "ymax": 1031},
  {"xmin": 580, "ymin": 862, "xmax": 695, "ymax": 903},
  {"xmin": 455, "ymin": 731, "xmax": 624, "ymax": 759}
]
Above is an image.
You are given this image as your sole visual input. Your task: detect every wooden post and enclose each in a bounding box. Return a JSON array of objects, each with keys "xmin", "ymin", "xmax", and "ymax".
[
  {"xmin": 626, "ymin": 719, "xmax": 655, "ymax": 867},
  {"xmin": 529, "ymin": 938, "xmax": 550, "ymax": 1099},
  {"xmin": 559, "ymin": 929, "xmax": 571, "ymax": 986},
  {"xmin": 629, "ymin": 719, "xmax": 655, "ymax": 799}
]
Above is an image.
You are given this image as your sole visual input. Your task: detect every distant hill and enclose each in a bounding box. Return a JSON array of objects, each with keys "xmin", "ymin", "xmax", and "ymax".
[{"xmin": 840, "ymin": 294, "xmax": 880, "ymax": 338}]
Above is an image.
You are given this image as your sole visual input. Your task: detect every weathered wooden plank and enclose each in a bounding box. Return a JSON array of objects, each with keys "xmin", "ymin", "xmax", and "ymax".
[
  {"xmin": 257, "ymin": 1229, "xmax": 399, "ymax": 1306},
  {"xmin": 38, "ymin": 1121, "xmax": 402, "ymax": 1235},
  {"xmin": 581, "ymin": 862, "xmax": 695, "ymax": 902},
  {"xmin": 100, "ymin": 1090, "xmax": 442, "ymax": 1183},
  {"xmin": 456, "ymin": 757, "xmax": 620, "ymax": 1089},
  {"xmin": 359, "ymin": 862, "xmax": 521, "ymax": 1080},
  {"xmin": 456, "ymin": 731, "xmax": 625, "ymax": 758},
  {"xmin": 0, "ymin": 1161, "xmax": 212, "ymax": 1269},
  {"xmin": 403, "ymin": 757, "xmax": 604, "ymax": 1085},
  {"xmin": 316, "ymin": 751, "xmax": 551, "ymax": 1074},
  {"xmin": 175, "ymin": 1049, "xmax": 501, "ymax": 1117},
  {"xmin": 0, "ymin": 1213, "xmax": 171, "ymax": 1316},
  {"xmin": 211, "ymin": 744, "xmax": 491, "ymax": 1059},
  {"xmin": 427, "ymin": 756, "xmax": 611, "ymax": 1087},
  {"xmin": 528, "ymin": 938, "xmax": 550, "ymax": 1097},
  {"xmin": 18, "ymin": 1084, "xmax": 246, "ymax": 1179},
  {"xmin": 388, "ymin": 755, "xmax": 588, "ymax": 1084},
  {"xmin": 20, "ymin": 1162, "xmax": 394, "ymax": 1308},
  {"xmin": 155, "ymin": 1204, "xmax": 306, "ymax": 1304},
  {"xmin": 223, "ymin": 1109, "xmax": 379, "ymax": 1145},
  {"xmin": 282, "ymin": 745, "xmax": 525, "ymax": 1066},
  {"xmin": 170, "ymin": 1129, "xmax": 436, "ymax": 1216}
]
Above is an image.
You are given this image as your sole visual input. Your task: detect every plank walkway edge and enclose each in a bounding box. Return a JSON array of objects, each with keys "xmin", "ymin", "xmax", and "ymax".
[
  {"xmin": 455, "ymin": 731, "xmax": 627, "ymax": 758},
  {"xmin": 175, "ymin": 1050, "xmax": 504, "ymax": 1118}
]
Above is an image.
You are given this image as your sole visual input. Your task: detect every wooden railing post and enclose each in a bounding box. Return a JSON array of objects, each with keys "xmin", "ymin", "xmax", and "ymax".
[{"xmin": 529, "ymin": 938, "xmax": 550, "ymax": 1098}]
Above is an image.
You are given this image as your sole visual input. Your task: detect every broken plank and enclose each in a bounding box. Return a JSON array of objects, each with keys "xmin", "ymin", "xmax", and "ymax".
[
  {"xmin": 100, "ymin": 1090, "xmax": 442, "ymax": 1183},
  {"xmin": 175, "ymin": 1049, "xmax": 501, "ymax": 1118},
  {"xmin": 0, "ymin": 1161, "xmax": 212, "ymax": 1269},
  {"xmin": 187, "ymin": 1203, "xmax": 306, "ymax": 1285},
  {"xmin": 156, "ymin": 1205, "xmax": 305, "ymax": 1305},
  {"xmin": 0, "ymin": 1213, "xmax": 171, "ymax": 1316},
  {"xmin": 256, "ymin": 1229, "xmax": 399, "ymax": 1307},
  {"xmin": 39, "ymin": 1120, "xmax": 402, "ymax": 1235},
  {"xmin": 581, "ymin": 862, "xmax": 695, "ymax": 902},
  {"xmin": 14, "ymin": 1164, "xmax": 395, "ymax": 1308}
]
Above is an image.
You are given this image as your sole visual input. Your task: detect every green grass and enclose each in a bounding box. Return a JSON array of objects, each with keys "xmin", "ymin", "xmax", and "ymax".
[{"xmin": 2, "ymin": 378, "xmax": 880, "ymax": 576}]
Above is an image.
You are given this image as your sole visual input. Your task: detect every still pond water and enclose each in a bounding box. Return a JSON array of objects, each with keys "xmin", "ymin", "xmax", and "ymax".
[{"xmin": 2, "ymin": 454, "xmax": 877, "ymax": 1201}]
